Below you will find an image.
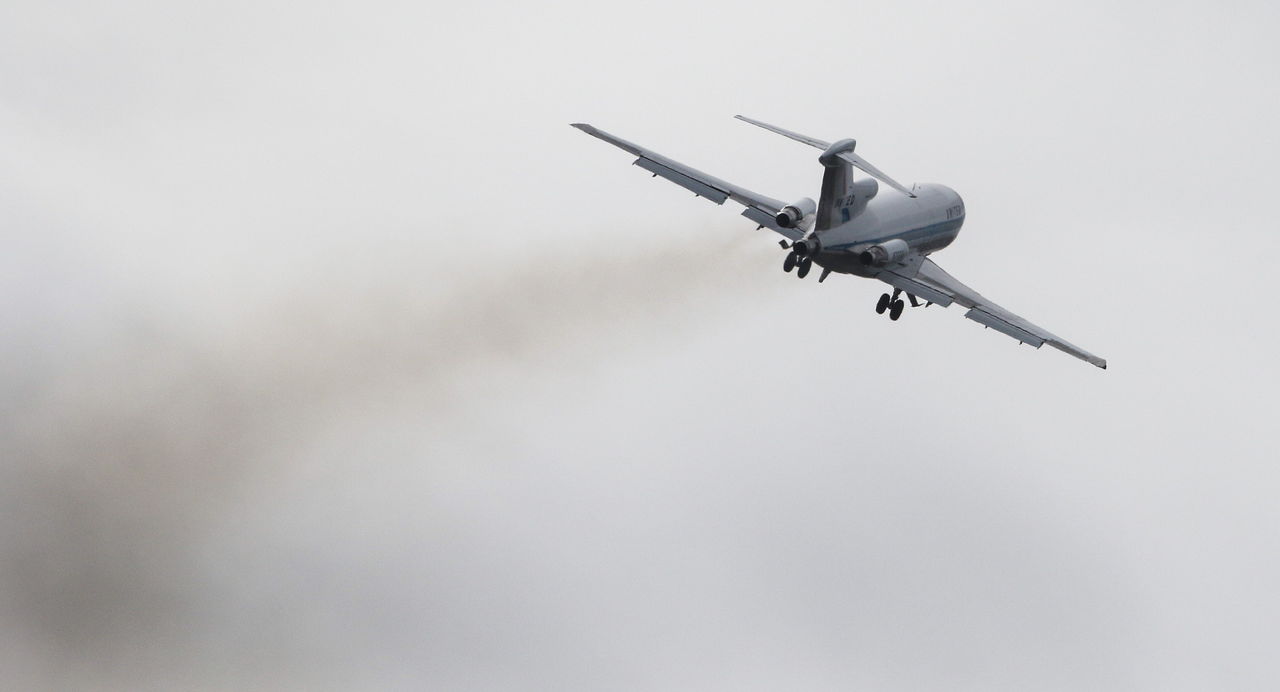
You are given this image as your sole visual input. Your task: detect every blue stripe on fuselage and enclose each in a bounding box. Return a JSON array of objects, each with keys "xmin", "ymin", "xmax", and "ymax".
[{"xmin": 824, "ymin": 216, "xmax": 964, "ymax": 251}]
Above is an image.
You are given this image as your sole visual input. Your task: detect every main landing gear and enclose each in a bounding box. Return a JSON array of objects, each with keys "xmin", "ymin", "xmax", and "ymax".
[
  {"xmin": 876, "ymin": 288, "xmax": 922, "ymax": 321},
  {"xmin": 781, "ymin": 251, "xmax": 813, "ymax": 279}
]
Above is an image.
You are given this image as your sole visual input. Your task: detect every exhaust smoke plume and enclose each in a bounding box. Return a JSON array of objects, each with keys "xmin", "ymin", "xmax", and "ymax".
[{"xmin": 0, "ymin": 235, "xmax": 777, "ymax": 689}]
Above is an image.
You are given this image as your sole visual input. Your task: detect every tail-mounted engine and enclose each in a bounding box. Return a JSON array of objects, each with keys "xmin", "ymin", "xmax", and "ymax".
[
  {"xmin": 859, "ymin": 238, "xmax": 910, "ymax": 267},
  {"xmin": 849, "ymin": 178, "xmax": 879, "ymax": 204},
  {"xmin": 774, "ymin": 197, "xmax": 817, "ymax": 231}
]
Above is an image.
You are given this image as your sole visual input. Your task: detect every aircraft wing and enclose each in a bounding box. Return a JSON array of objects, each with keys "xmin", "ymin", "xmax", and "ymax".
[
  {"xmin": 878, "ymin": 258, "xmax": 1107, "ymax": 369},
  {"xmin": 571, "ymin": 123, "xmax": 805, "ymax": 241}
]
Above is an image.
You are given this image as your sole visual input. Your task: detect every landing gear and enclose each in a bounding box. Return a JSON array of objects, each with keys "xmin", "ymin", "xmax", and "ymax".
[
  {"xmin": 784, "ymin": 250, "xmax": 815, "ymax": 278},
  {"xmin": 889, "ymin": 299, "xmax": 905, "ymax": 321},
  {"xmin": 782, "ymin": 243, "xmax": 825, "ymax": 281},
  {"xmin": 796, "ymin": 257, "xmax": 812, "ymax": 278},
  {"xmin": 876, "ymin": 288, "xmax": 909, "ymax": 321}
]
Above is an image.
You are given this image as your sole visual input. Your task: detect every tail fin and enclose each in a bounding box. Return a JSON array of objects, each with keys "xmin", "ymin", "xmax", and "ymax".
[
  {"xmin": 731, "ymin": 116, "xmax": 857, "ymax": 229},
  {"xmin": 816, "ymin": 140, "xmax": 856, "ymax": 231},
  {"xmin": 734, "ymin": 115, "xmax": 915, "ymax": 199}
]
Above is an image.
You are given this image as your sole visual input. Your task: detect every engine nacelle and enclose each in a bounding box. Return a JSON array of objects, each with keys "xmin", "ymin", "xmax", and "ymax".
[
  {"xmin": 791, "ymin": 236, "xmax": 821, "ymax": 258},
  {"xmin": 859, "ymin": 238, "xmax": 910, "ymax": 267},
  {"xmin": 850, "ymin": 178, "xmax": 879, "ymax": 203},
  {"xmin": 775, "ymin": 197, "xmax": 817, "ymax": 230}
]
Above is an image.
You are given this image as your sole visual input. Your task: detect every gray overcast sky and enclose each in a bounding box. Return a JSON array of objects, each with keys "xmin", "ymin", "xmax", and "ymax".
[{"xmin": 2, "ymin": 1, "xmax": 1279, "ymax": 689}]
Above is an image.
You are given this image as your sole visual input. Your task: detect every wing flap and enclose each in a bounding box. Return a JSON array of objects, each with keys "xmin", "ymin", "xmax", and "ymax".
[
  {"xmin": 876, "ymin": 271, "xmax": 955, "ymax": 307},
  {"xmin": 965, "ymin": 307, "xmax": 1046, "ymax": 347},
  {"xmin": 741, "ymin": 206, "xmax": 804, "ymax": 240},
  {"xmin": 572, "ymin": 123, "xmax": 787, "ymax": 214},
  {"xmin": 634, "ymin": 157, "xmax": 729, "ymax": 204}
]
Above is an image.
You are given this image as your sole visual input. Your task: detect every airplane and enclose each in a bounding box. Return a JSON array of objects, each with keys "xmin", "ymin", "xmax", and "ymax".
[{"xmin": 571, "ymin": 115, "xmax": 1107, "ymax": 369}]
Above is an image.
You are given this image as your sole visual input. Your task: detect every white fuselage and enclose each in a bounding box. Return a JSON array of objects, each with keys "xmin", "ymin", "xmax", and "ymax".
[{"xmin": 814, "ymin": 183, "xmax": 965, "ymax": 277}]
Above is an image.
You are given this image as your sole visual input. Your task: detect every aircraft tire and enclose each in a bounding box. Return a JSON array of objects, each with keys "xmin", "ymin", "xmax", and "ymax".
[
  {"xmin": 797, "ymin": 258, "xmax": 812, "ymax": 278},
  {"xmin": 876, "ymin": 293, "xmax": 891, "ymax": 314},
  {"xmin": 783, "ymin": 252, "xmax": 797, "ymax": 273},
  {"xmin": 889, "ymin": 300, "xmax": 905, "ymax": 321}
]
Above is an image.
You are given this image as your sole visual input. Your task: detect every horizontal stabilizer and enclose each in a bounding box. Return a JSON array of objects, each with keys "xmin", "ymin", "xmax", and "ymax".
[
  {"xmin": 835, "ymin": 149, "xmax": 915, "ymax": 198},
  {"xmin": 733, "ymin": 114, "xmax": 831, "ymax": 149},
  {"xmin": 735, "ymin": 115, "xmax": 916, "ymax": 198}
]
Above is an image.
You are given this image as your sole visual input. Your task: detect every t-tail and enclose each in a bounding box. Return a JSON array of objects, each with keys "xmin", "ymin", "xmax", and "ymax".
[{"xmin": 734, "ymin": 115, "xmax": 915, "ymax": 231}]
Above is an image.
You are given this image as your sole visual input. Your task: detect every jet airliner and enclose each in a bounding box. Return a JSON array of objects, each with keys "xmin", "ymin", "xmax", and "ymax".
[{"xmin": 572, "ymin": 116, "xmax": 1106, "ymax": 368}]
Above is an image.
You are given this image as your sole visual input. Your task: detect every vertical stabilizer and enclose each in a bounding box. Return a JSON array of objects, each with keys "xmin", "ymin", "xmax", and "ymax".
[{"xmin": 816, "ymin": 139, "xmax": 859, "ymax": 231}]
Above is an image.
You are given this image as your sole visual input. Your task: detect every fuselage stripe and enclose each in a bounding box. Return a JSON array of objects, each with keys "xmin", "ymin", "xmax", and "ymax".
[{"xmin": 824, "ymin": 216, "xmax": 964, "ymax": 251}]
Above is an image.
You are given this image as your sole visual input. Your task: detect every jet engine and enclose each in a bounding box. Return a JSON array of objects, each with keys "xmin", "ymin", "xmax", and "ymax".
[
  {"xmin": 774, "ymin": 197, "xmax": 817, "ymax": 230},
  {"xmin": 850, "ymin": 178, "xmax": 879, "ymax": 202},
  {"xmin": 859, "ymin": 238, "xmax": 910, "ymax": 266},
  {"xmin": 791, "ymin": 235, "xmax": 821, "ymax": 258}
]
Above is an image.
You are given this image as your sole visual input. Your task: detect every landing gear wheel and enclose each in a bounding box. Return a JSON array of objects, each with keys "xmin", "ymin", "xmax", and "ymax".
[
  {"xmin": 783, "ymin": 252, "xmax": 797, "ymax": 273},
  {"xmin": 889, "ymin": 299, "xmax": 905, "ymax": 321},
  {"xmin": 876, "ymin": 293, "xmax": 891, "ymax": 314},
  {"xmin": 796, "ymin": 257, "xmax": 812, "ymax": 278}
]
